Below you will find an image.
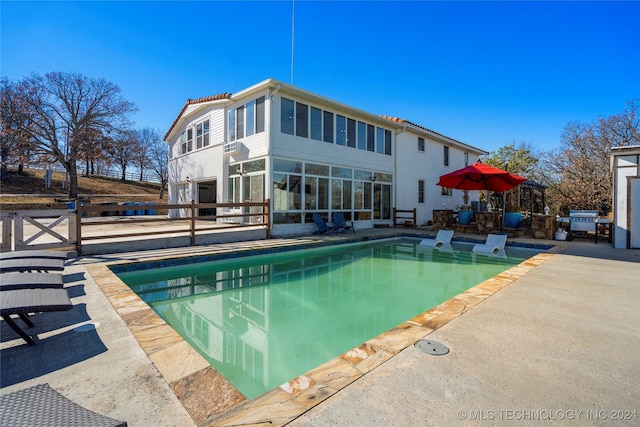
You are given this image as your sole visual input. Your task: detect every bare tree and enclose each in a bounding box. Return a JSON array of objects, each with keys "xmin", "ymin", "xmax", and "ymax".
[
  {"xmin": 144, "ymin": 128, "xmax": 168, "ymax": 199},
  {"xmin": 108, "ymin": 130, "xmax": 138, "ymax": 181},
  {"xmin": 12, "ymin": 72, "xmax": 137, "ymax": 198},
  {"xmin": 133, "ymin": 128, "xmax": 154, "ymax": 181},
  {"xmin": 0, "ymin": 78, "xmax": 35, "ymax": 179},
  {"xmin": 540, "ymin": 100, "xmax": 639, "ymax": 215}
]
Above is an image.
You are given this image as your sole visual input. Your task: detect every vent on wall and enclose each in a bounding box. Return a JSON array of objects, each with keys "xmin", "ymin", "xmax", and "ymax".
[{"xmin": 223, "ymin": 141, "xmax": 242, "ymax": 155}]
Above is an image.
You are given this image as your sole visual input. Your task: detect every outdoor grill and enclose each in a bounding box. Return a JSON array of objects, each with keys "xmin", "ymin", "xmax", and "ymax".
[{"xmin": 557, "ymin": 210, "xmax": 611, "ymax": 243}]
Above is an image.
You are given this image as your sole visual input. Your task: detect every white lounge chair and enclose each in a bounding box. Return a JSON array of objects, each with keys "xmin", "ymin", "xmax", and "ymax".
[
  {"xmin": 472, "ymin": 233, "xmax": 508, "ymax": 257},
  {"xmin": 420, "ymin": 230, "xmax": 454, "ymax": 248}
]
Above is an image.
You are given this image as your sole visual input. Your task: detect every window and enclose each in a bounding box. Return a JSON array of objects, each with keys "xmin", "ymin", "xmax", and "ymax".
[
  {"xmin": 236, "ymin": 106, "xmax": 244, "ymax": 139},
  {"xmin": 296, "ymin": 102, "xmax": 308, "ymax": 138},
  {"xmin": 336, "ymin": 115, "xmax": 346, "ymax": 146},
  {"xmin": 464, "ymin": 152, "xmax": 469, "ymax": 166},
  {"xmin": 281, "ymin": 97, "xmax": 294, "ymax": 135},
  {"xmin": 444, "ymin": 146, "xmax": 450, "ymax": 166},
  {"xmin": 418, "ymin": 180, "xmax": 425, "ymax": 203},
  {"xmin": 323, "ymin": 111, "xmax": 334, "ymax": 143},
  {"xmin": 310, "ymin": 107, "xmax": 322, "ymax": 140},
  {"xmin": 376, "ymin": 127, "xmax": 384, "ymax": 153},
  {"xmin": 246, "ymin": 100, "xmax": 255, "ymax": 136},
  {"xmin": 441, "ymin": 187, "xmax": 453, "ymax": 196},
  {"xmin": 228, "ymin": 110, "xmax": 236, "ymax": 141},
  {"xmin": 255, "ymin": 96, "xmax": 265, "ymax": 133},
  {"xmin": 357, "ymin": 121, "xmax": 367, "ymax": 150},
  {"xmin": 347, "ymin": 118, "xmax": 356, "ymax": 148},
  {"xmin": 196, "ymin": 119, "xmax": 209, "ymax": 149},
  {"xmin": 180, "ymin": 131, "xmax": 187, "ymax": 154},
  {"xmin": 187, "ymin": 128, "xmax": 193, "ymax": 152},
  {"xmin": 418, "ymin": 137, "xmax": 425, "ymax": 152},
  {"xmin": 384, "ymin": 130, "xmax": 392, "ymax": 155},
  {"xmin": 367, "ymin": 124, "xmax": 375, "ymax": 152}
]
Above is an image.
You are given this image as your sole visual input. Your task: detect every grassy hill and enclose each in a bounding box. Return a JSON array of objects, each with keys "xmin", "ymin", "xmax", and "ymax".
[{"xmin": 1, "ymin": 167, "xmax": 165, "ymax": 209}]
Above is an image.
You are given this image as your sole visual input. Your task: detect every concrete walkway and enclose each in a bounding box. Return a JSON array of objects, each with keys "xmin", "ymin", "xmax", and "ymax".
[{"xmin": 1, "ymin": 232, "xmax": 638, "ymax": 426}]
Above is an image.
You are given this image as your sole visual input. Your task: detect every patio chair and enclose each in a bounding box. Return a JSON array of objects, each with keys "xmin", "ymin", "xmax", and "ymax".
[
  {"xmin": 419, "ymin": 230, "xmax": 454, "ymax": 248},
  {"xmin": 0, "ymin": 383, "xmax": 127, "ymax": 427},
  {"xmin": 472, "ymin": 233, "xmax": 508, "ymax": 257},
  {"xmin": 0, "ymin": 250, "xmax": 69, "ymax": 261},
  {"xmin": 332, "ymin": 212, "xmax": 355, "ymax": 233},
  {"xmin": 0, "ymin": 272, "xmax": 64, "ymax": 291},
  {"xmin": 1, "ymin": 288, "xmax": 73, "ymax": 345},
  {"xmin": 0, "ymin": 258, "xmax": 65, "ymax": 273},
  {"xmin": 312, "ymin": 213, "xmax": 336, "ymax": 235}
]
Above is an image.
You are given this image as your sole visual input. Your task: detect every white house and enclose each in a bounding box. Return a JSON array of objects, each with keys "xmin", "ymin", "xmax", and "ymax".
[
  {"xmin": 610, "ymin": 145, "xmax": 640, "ymax": 249},
  {"xmin": 164, "ymin": 78, "xmax": 487, "ymax": 236}
]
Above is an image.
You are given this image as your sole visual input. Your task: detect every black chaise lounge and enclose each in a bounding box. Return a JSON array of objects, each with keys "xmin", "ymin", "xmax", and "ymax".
[
  {"xmin": 0, "ymin": 250, "xmax": 69, "ymax": 261},
  {"xmin": 312, "ymin": 213, "xmax": 336, "ymax": 235},
  {"xmin": 0, "ymin": 383, "xmax": 127, "ymax": 427},
  {"xmin": 0, "ymin": 258, "xmax": 65, "ymax": 273},
  {"xmin": 0, "ymin": 288, "xmax": 73, "ymax": 345},
  {"xmin": 332, "ymin": 212, "xmax": 355, "ymax": 233},
  {"xmin": 0, "ymin": 272, "xmax": 64, "ymax": 291}
]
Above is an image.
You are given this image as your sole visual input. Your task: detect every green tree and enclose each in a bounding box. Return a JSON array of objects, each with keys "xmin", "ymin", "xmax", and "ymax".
[{"xmin": 481, "ymin": 141, "xmax": 540, "ymax": 178}]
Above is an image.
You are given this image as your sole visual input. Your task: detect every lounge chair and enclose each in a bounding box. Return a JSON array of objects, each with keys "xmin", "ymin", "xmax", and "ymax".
[
  {"xmin": 472, "ymin": 233, "xmax": 508, "ymax": 257},
  {"xmin": 0, "ymin": 383, "xmax": 127, "ymax": 426},
  {"xmin": 0, "ymin": 258, "xmax": 65, "ymax": 273},
  {"xmin": 332, "ymin": 212, "xmax": 355, "ymax": 233},
  {"xmin": 1, "ymin": 288, "xmax": 73, "ymax": 345},
  {"xmin": 0, "ymin": 272, "xmax": 64, "ymax": 291},
  {"xmin": 419, "ymin": 230, "xmax": 454, "ymax": 248},
  {"xmin": 312, "ymin": 213, "xmax": 336, "ymax": 235},
  {"xmin": 0, "ymin": 250, "xmax": 69, "ymax": 261}
]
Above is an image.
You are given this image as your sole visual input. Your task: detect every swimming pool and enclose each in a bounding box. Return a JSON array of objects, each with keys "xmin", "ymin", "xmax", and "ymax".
[{"xmin": 117, "ymin": 237, "xmax": 541, "ymax": 399}]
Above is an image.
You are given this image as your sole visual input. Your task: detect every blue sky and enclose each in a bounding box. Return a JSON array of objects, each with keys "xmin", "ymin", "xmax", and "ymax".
[{"xmin": 2, "ymin": 1, "xmax": 638, "ymax": 153}]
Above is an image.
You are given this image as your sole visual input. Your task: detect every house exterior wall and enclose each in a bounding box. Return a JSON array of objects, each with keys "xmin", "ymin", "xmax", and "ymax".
[
  {"xmin": 165, "ymin": 78, "xmax": 487, "ymax": 235},
  {"xmin": 611, "ymin": 146, "xmax": 640, "ymax": 249}
]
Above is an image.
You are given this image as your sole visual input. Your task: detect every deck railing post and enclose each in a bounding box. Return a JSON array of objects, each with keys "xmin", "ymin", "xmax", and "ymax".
[
  {"xmin": 76, "ymin": 204, "xmax": 83, "ymax": 255},
  {"xmin": 264, "ymin": 198, "xmax": 271, "ymax": 239},
  {"xmin": 190, "ymin": 200, "xmax": 196, "ymax": 246}
]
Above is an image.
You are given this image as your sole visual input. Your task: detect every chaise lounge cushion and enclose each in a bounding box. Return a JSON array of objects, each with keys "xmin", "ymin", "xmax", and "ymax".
[
  {"xmin": 0, "ymin": 250, "xmax": 69, "ymax": 261},
  {"xmin": 0, "ymin": 383, "xmax": 127, "ymax": 427},
  {"xmin": 0, "ymin": 273, "xmax": 64, "ymax": 291},
  {"xmin": 0, "ymin": 258, "xmax": 65, "ymax": 273}
]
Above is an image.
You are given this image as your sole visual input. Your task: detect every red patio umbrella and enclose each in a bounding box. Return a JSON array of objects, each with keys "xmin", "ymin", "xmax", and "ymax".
[{"xmin": 436, "ymin": 162, "xmax": 526, "ymax": 192}]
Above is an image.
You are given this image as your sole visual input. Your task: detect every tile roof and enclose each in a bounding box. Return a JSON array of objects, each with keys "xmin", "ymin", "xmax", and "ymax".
[{"xmin": 164, "ymin": 93, "xmax": 232, "ymax": 141}]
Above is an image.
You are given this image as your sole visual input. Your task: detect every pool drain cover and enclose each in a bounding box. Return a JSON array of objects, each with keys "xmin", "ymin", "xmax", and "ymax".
[{"xmin": 415, "ymin": 339, "xmax": 449, "ymax": 356}]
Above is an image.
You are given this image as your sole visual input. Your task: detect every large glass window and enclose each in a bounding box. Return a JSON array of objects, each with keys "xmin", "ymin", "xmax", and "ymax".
[
  {"xmin": 323, "ymin": 111, "xmax": 334, "ymax": 143},
  {"xmin": 281, "ymin": 98, "xmax": 294, "ymax": 135},
  {"xmin": 336, "ymin": 115, "xmax": 346, "ymax": 146},
  {"xmin": 310, "ymin": 107, "xmax": 322, "ymax": 141},
  {"xmin": 296, "ymin": 102, "xmax": 308, "ymax": 138}
]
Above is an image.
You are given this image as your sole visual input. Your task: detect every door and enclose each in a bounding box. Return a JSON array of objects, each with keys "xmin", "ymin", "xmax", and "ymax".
[
  {"xmin": 630, "ymin": 178, "xmax": 640, "ymax": 248},
  {"xmin": 198, "ymin": 180, "xmax": 217, "ymax": 217}
]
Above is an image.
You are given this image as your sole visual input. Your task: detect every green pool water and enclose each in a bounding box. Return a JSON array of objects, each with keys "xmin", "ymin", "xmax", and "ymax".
[{"xmin": 117, "ymin": 238, "xmax": 534, "ymax": 399}]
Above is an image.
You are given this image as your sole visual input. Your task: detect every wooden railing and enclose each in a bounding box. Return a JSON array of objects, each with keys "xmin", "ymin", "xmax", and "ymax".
[
  {"xmin": 393, "ymin": 208, "xmax": 417, "ymax": 228},
  {"xmin": 0, "ymin": 200, "xmax": 270, "ymax": 254}
]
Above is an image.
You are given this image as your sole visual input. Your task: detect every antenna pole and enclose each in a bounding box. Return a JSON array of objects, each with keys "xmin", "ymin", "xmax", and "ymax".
[{"xmin": 291, "ymin": 0, "xmax": 295, "ymax": 85}]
